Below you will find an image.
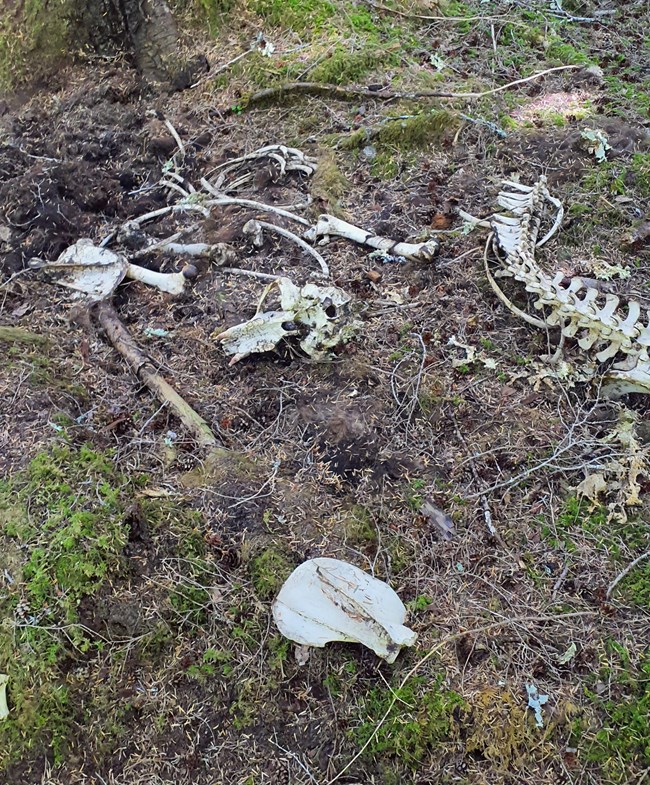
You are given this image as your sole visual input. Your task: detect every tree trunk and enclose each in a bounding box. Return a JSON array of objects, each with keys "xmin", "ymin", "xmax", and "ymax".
[{"xmin": 72, "ymin": 0, "xmax": 182, "ymax": 83}]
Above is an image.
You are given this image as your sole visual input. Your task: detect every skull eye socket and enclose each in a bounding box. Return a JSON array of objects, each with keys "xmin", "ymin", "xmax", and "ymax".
[
  {"xmin": 324, "ymin": 303, "xmax": 337, "ymax": 318},
  {"xmin": 281, "ymin": 321, "xmax": 298, "ymax": 332}
]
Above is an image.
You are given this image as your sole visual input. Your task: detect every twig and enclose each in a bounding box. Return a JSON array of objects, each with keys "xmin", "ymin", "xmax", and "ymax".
[
  {"xmin": 327, "ymin": 611, "xmax": 596, "ymax": 783},
  {"xmin": 459, "ymin": 113, "xmax": 507, "ymax": 138},
  {"xmin": 606, "ymin": 551, "xmax": 650, "ymax": 598},
  {"xmin": 552, "ymin": 563, "xmax": 570, "ymax": 598},
  {"xmin": 193, "ymin": 48, "xmax": 253, "ymax": 87},
  {"xmin": 241, "ymin": 66, "xmax": 580, "ymax": 108},
  {"xmin": 250, "ymin": 219, "xmax": 329, "ymax": 277},
  {"xmin": 94, "ymin": 301, "xmax": 218, "ymax": 452},
  {"xmin": 0, "ymin": 268, "xmax": 32, "ymax": 290},
  {"xmin": 163, "ymin": 119, "xmax": 185, "ymax": 158},
  {"xmin": 269, "ymin": 739, "xmax": 321, "ymax": 785},
  {"xmin": 549, "ymin": 0, "xmax": 595, "ymax": 22}
]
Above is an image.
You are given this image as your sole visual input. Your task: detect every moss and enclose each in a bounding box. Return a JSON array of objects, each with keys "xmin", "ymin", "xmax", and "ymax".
[
  {"xmin": 577, "ymin": 645, "xmax": 650, "ymax": 782},
  {"xmin": 630, "ymin": 152, "xmax": 650, "ymax": 197},
  {"xmin": 248, "ymin": 545, "xmax": 294, "ymax": 600},
  {"xmin": 250, "ymin": 0, "xmax": 336, "ymax": 32},
  {"xmin": 604, "ymin": 76, "xmax": 650, "ymax": 118},
  {"xmin": 192, "ymin": 0, "xmax": 236, "ymax": 34},
  {"xmin": 0, "ymin": 443, "xmax": 132, "ymax": 767},
  {"xmin": 180, "ymin": 447, "xmax": 260, "ymax": 488},
  {"xmin": 310, "ymin": 149, "xmax": 349, "ymax": 213},
  {"xmin": 375, "ymin": 110, "xmax": 457, "ymax": 149},
  {"xmin": 340, "ymin": 110, "xmax": 458, "ymax": 170},
  {"xmin": 0, "ymin": 0, "xmax": 72, "ymax": 89},
  {"xmin": 310, "ymin": 45, "xmax": 387, "ymax": 86},
  {"xmin": 544, "ymin": 497, "xmax": 650, "ymax": 608},
  {"xmin": 352, "ymin": 674, "xmax": 465, "ymax": 769},
  {"xmin": 463, "ymin": 687, "xmax": 556, "ymax": 768},
  {"xmin": 545, "ymin": 38, "xmax": 591, "ymax": 66},
  {"xmin": 186, "ymin": 647, "xmax": 233, "ymax": 680},
  {"xmin": 581, "ymin": 161, "xmax": 628, "ymax": 196},
  {"xmin": 342, "ymin": 504, "xmax": 377, "ymax": 545}
]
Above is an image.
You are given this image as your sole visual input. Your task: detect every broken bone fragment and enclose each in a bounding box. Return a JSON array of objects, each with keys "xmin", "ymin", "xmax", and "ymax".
[
  {"xmin": 215, "ymin": 276, "xmax": 359, "ymax": 364},
  {"xmin": 35, "ymin": 239, "xmax": 195, "ymax": 299},
  {"xmin": 305, "ymin": 214, "xmax": 439, "ymax": 262},
  {"xmin": 272, "ymin": 557, "xmax": 417, "ymax": 663},
  {"xmin": 0, "ymin": 674, "xmax": 8, "ymax": 720}
]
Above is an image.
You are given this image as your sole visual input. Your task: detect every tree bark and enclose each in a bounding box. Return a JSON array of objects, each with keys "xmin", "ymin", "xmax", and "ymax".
[{"xmin": 72, "ymin": 0, "xmax": 183, "ymax": 83}]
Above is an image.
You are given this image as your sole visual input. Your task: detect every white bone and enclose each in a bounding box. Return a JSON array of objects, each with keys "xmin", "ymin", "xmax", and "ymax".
[
  {"xmin": 124, "ymin": 263, "xmax": 188, "ymax": 294},
  {"xmin": 486, "ymin": 177, "xmax": 650, "ymax": 394},
  {"xmin": 35, "ymin": 239, "xmax": 193, "ymax": 299},
  {"xmin": 215, "ymin": 277, "xmax": 360, "ymax": 363},
  {"xmin": 272, "ymin": 558, "xmax": 417, "ymax": 663},
  {"xmin": 306, "ymin": 214, "xmax": 439, "ymax": 261}
]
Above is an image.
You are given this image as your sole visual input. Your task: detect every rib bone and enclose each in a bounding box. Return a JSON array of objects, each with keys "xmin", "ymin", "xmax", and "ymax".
[{"xmin": 486, "ymin": 177, "xmax": 650, "ymax": 396}]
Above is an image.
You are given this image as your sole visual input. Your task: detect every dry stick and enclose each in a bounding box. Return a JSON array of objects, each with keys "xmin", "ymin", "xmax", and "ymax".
[
  {"xmin": 95, "ymin": 301, "xmax": 218, "ymax": 452},
  {"xmin": 328, "ymin": 611, "xmax": 596, "ymax": 784},
  {"xmin": 606, "ymin": 551, "xmax": 650, "ymax": 598},
  {"xmin": 0, "ymin": 268, "xmax": 32, "ymax": 290},
  {"xmin": 242, "ymin": 65, "xmax": 580, "ymax": 108}
]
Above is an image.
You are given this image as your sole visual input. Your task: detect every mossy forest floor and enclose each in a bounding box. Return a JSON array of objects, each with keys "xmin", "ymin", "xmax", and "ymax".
[{"xmin": 1, "ymin": 1, "xmax": 650, "ymax": 783}]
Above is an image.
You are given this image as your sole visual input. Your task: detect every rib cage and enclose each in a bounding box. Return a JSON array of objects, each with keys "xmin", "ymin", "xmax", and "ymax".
[{"xmin": 488, "ymin": 177, "xmax": 650, "ymax": 395}]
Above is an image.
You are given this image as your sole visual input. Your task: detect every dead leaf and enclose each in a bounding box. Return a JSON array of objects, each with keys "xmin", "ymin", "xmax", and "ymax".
[{"xmin": 576, "ymin": 473, "xmax": 607, "ymax": 508}]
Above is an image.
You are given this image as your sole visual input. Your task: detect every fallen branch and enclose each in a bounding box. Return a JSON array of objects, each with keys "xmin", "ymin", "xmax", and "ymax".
[
  {"xmin": 240, "ymin": 66, "xmax": 580, "ymax": 109},
  {"xmin": 95, "ymin": 301, "xmax": 218, "ymax": 452}
]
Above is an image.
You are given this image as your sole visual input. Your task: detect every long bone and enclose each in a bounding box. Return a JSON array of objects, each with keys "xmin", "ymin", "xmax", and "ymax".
[{"xmin": 306, "ymin": 214, "xmax": 439, "ymax": 262}]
